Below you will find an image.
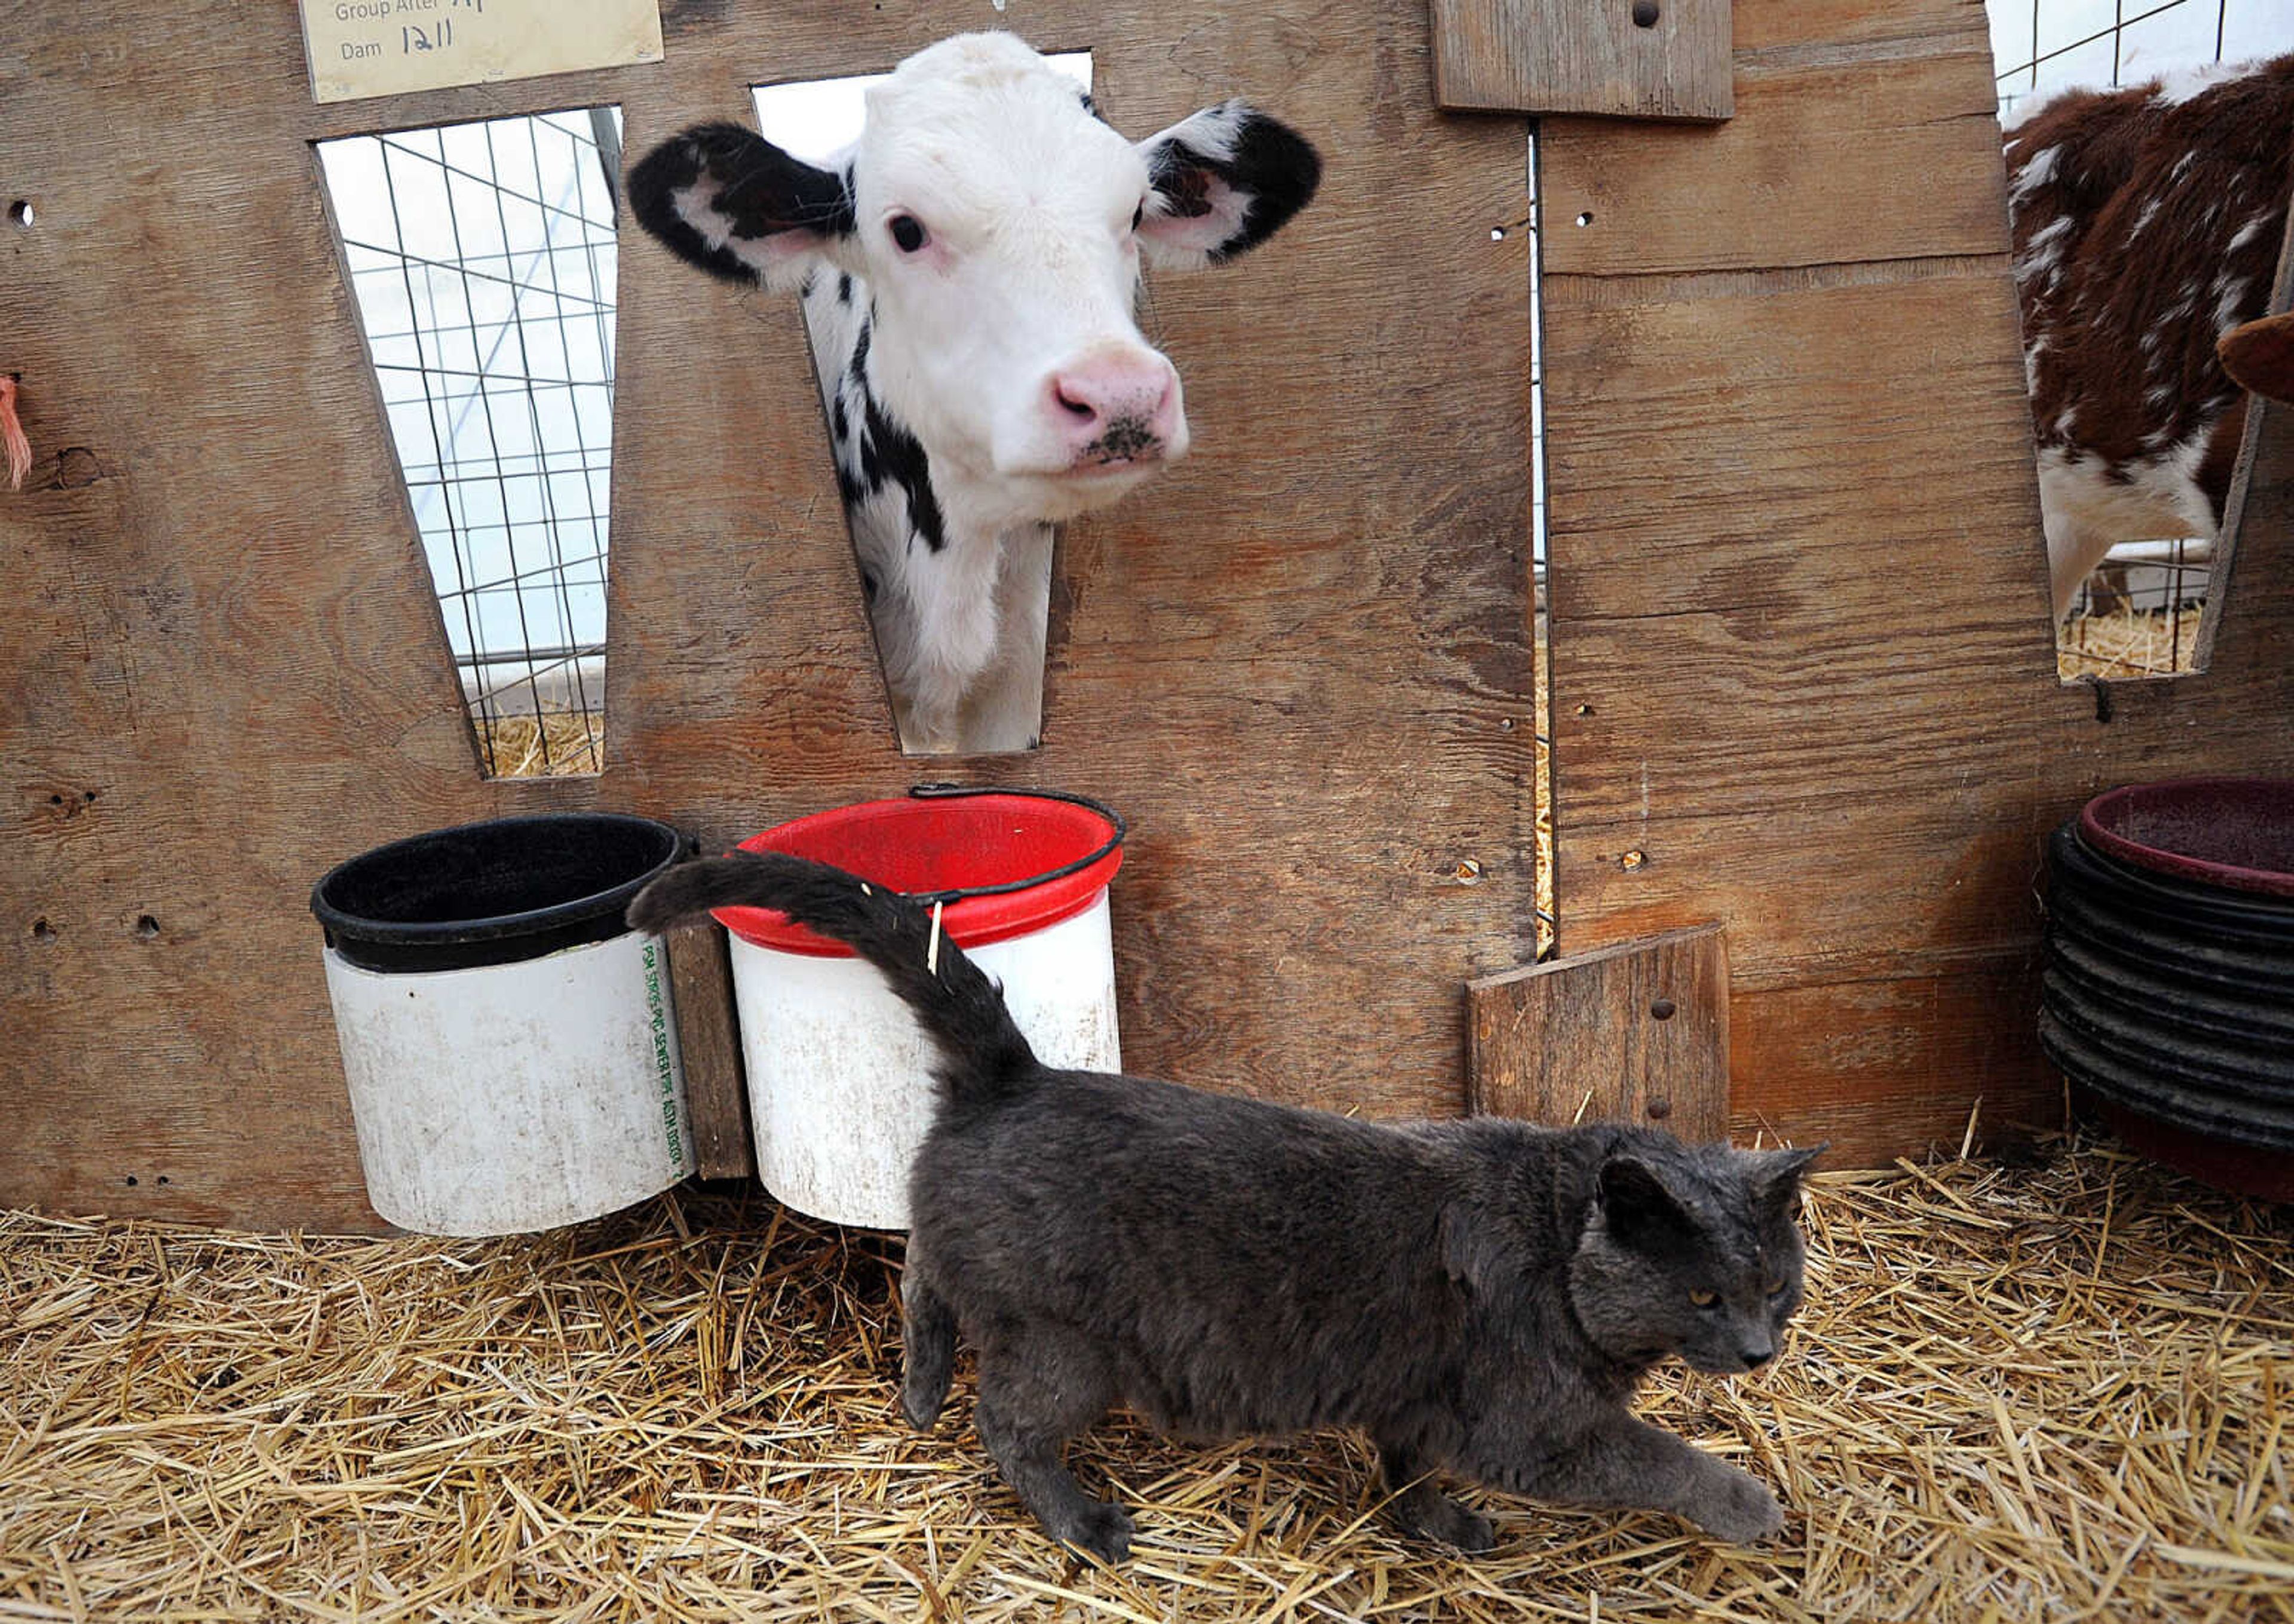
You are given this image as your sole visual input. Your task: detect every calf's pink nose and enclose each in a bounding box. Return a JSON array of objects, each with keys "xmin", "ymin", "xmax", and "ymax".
[{"xmin": 1047, "ymin": 353, "xmax": 1182, "ymax": 459}]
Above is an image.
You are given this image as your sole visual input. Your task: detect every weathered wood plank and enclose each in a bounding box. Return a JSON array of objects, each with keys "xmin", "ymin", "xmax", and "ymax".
[
  {"xmin": 1431, "ymin": 0, "xmax": 1734, "ymax": 122},
  {"xmin": 1726, "ymin": 954, "xmax": 2059, "ymax": 1162},
  {"xmin": 1551, "ymin": 805, "xmax": 2051, "ymax": 991},
  {"xmin": 1469, "ymin": 925, "xmax": 1730, "ymax": 1142},
  {"xmin": 1537, "ymin": 32, "xmax": 2005, "ymax": 277},
  {"xmin": 664, "ymin": 919, "xmax": 752, "ymax": 1181},
  {"xmin": 1539, "ymin": 268, "xmax": 2050, "ymax": 624}
]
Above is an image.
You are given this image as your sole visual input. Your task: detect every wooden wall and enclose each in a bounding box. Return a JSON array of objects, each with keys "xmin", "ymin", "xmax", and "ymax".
[
  {"xmin": 1, "ymin": 0, "xmax": 1535, "ymax": 1230},
  {"xmin": 1537, "ymin": 0, "xmax": 2294, "ymax": 1165},
  {"xmin": 6, "ymin": 0, "xmax": 2287, "ymax": 1229}
]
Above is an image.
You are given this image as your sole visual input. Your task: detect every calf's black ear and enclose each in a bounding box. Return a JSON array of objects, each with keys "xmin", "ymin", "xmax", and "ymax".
[
  {"xmin": 627, "ymin": 122, "xmax": 857, "ymax": 292},
  {"xmin": 1136, "ymin": 101, "xmax": 1321, "ymax": 272}
]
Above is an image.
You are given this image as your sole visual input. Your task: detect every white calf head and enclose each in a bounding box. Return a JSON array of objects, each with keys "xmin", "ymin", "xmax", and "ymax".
[{"xmin": 628, "ymin": 32, "xmax": 1320, "ymax": 527}]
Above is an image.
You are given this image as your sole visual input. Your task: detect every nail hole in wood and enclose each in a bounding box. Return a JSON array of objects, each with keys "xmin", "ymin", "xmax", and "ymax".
[
  {"xmin": 31, "ymin": 918, "xmax": 57, "ymax": 943},
  {"xmin": 136, "ymin": 914, "xmax": 160, "ymax": 939},
  {"xmin": 1651, "ymin": 997, "xmax": 1677, "ymax": 1020},
  {"xmin": 8, "ymin": 201, "xmax": 32, "ymax": 228},
  {"xmin": 1632, "ymin": 0, "xmax": 1661, "ymax": 25}
]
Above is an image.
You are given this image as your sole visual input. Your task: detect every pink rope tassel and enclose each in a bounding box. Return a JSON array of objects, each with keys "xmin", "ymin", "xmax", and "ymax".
[{"xmin": 0, "ymin": 377, "xmax": 29, "ymax": 492}]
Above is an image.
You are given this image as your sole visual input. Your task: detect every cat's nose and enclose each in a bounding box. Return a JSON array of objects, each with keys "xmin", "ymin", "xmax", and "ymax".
[{"xmin": 1740, "ymin": 1344, "xmax": 1774, "ymax": 1370}]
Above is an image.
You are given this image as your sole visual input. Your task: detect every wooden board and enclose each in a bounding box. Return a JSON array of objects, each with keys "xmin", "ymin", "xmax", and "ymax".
[
  {"xmin": 1538, "ymin": 0, "xmax": 2294, "ymax": 1162},
  {"xmin": 0, "ymin": 1, "xmax": 1535, "ymax": 1228},
  {"xmin": 664, "ymin": 920, "xmax": 750, "ymax": 1181},
  {"xmin": 1432, "ymin": 0, "xmax": 1734, "ymax": 122},
  {"xmin": 1469, "ymin": 924, "xmax": 1729, "ymax": 1142}
]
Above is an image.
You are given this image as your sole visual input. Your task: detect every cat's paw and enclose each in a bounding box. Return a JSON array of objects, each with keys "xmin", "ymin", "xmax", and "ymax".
[
  {"xmin": 1054, "ymin": 1499, "xmax": 1135, "ymax": 1565},
  {"xmin": 1689, "ymin": 1468, "xmax": 1786, "ymax": 1545},
  {"xmin": 1394, "ymin": 1491, "xmax": 1497, "ymax": 1553}
]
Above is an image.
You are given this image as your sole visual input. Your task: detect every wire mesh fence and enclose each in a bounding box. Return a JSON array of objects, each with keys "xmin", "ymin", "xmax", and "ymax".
[{"xmin": 318, "ymin": 108, "xmax": 622, "ymax": 775}]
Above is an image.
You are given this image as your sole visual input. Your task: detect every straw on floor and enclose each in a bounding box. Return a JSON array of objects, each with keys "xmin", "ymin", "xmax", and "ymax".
[{"xmin": 2, "ymin": 1138, "xmax": 2288, "ymax": 1623}]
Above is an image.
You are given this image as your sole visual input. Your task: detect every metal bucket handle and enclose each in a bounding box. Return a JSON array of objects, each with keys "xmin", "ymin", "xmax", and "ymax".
[{"xmin": 900, "ymin": 782, "xmax": 1127, "ymax": 907}]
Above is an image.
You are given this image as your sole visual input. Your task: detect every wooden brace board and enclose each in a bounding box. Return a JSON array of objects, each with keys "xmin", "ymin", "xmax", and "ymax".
[{"xmin": 1469, "ymin": 923, "xmax": 1729, "ymax": 1142}]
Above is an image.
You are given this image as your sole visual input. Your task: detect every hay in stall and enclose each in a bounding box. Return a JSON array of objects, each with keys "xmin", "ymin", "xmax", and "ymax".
[
  {"xmin": 2057, "ymin": 606, "xmax": 2210, "ymax": 682},
  {"xmin": 479, "ymin": 710, "xmax": 605, "ymax": 778},
  {"xmin": 4, "ymin": 1137, "xmax": 2289, "ymax": 1622}
]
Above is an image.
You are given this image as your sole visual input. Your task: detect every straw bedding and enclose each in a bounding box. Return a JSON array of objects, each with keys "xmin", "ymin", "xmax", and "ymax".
[
  {"xmin": 479, "ymin": 713, "xmax": 605, "ymax": 779},
  {"xmin": 2057, "ymin": 606, "xmax": 2210, "ymax": 682},
  {"xmin": 4, "ymin": 1138, "xmax": 2286, "ymax": 1623}
]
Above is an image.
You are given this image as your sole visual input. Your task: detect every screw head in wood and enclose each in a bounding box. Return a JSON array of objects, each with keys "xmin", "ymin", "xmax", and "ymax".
[
  {"xmin": 1650, "ymin": 997, "xmax": 1677, "ymax": 1020},
  {"xmin": 1647, "ymin": 1097, "xmax": 1673, "ymax": 1120}
]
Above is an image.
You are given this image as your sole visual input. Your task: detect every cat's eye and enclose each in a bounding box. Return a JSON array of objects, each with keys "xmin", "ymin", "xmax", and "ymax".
[
  {"xmin": 1688, "ymin": 1289, "xmax": 1719, "ymax": 1309},
  {"xmin": 1130, "ymin": 200, "xmax": 1145, "ymax": 232},
  {"xmin": 890, "ymin": 213, "xmax": 927, "ymax": 252},
  {"xmin": 1764, "ymin": 1277, "xmax": 1788, "ymax": 1297}
]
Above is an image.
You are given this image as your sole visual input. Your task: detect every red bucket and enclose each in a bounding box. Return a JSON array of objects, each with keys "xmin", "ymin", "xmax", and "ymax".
[{"xmin": 715, "ymin": 787, "xmax": 1125, "ymax": 958}]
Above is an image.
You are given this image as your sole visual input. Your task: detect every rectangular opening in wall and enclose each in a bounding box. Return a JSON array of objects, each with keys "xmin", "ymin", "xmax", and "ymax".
[
  {"xmin": 1988, "ymin": 0, "xmax": 2275, "ymax": 682},
  {"xmin": 749, "ymin": 54, "xmax": 1091, "ymax": 757},
  {"xmin": 317, "ymin": 108, "xmax": 622, "ymax": 775}
]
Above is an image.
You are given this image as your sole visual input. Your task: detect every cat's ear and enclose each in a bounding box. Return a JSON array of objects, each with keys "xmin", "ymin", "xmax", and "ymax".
[
  {"xmin": 1748, "ymin": 1145, "xmax": 1825, "ymax": 1215},
  {"xmin": 1597, "ymin": 1156, "xmax": 1698, "ymax": 1248}
]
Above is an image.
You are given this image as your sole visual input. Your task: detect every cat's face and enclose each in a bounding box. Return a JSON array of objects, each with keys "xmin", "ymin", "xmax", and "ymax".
[{"xmin": 1567, "ymin": 1146, "xmax": 1820, "ymax": 1376}]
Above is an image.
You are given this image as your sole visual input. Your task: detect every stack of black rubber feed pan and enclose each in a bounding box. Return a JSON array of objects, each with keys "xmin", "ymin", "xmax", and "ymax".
[{"xmin": 2040, "ymin": 779, "xmax": 2294, "ymax": 1201}]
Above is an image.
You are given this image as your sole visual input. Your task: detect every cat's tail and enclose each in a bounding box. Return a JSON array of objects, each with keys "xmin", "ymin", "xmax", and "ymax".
[{"xmin": 626, "ymin": 851, "xmax": 1039, "ymax": 1107}]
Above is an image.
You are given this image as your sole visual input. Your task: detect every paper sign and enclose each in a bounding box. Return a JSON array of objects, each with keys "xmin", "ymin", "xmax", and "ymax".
[{"xmin": 300, "ymin": 0, "xmax": 664, "ymax": 105}]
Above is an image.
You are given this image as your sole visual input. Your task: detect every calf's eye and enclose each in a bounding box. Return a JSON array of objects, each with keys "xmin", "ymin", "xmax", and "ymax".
[
  {"xmin": 1688, "ymin": 1289, "xmax": 1719, "ymax": 1309},
  {"xmin": 1131, "ymin": 201, "xmax": 1145, "ymax": 231},
  {"xmin": 890, "ymin": 214, "xmax": 927, "ymax": 253}
]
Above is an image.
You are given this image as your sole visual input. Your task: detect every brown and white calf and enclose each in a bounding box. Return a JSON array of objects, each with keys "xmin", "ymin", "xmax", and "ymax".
[
  {"xmin": 2004, "ymin": 53, "xmax": 2292, "ymax": 620},
  {"xmin": 628, "ymin": 32, "xmax": 1319, "ymax": 752}
]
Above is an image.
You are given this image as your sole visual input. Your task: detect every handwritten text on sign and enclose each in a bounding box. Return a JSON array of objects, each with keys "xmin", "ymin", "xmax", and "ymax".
[{"xmin": 300, "ymin": 0, "xmax": 664, "ymax": 105}]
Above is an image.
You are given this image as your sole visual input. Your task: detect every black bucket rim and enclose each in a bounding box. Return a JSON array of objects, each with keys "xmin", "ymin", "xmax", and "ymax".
[{"xmin": 312, "ymin": 812, "xmax": 686, "ymax": 972}]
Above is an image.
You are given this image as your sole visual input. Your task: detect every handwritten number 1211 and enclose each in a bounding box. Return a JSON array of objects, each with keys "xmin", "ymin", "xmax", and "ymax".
[{"xmin": 404, "ymin": 2, "xmax": 482, "ymax": 53}]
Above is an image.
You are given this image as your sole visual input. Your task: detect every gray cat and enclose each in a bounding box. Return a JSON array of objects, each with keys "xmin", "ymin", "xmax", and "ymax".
[{"xmin": 630, "ymin": 852, "xmax": 1820, "ymax": 1562}]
